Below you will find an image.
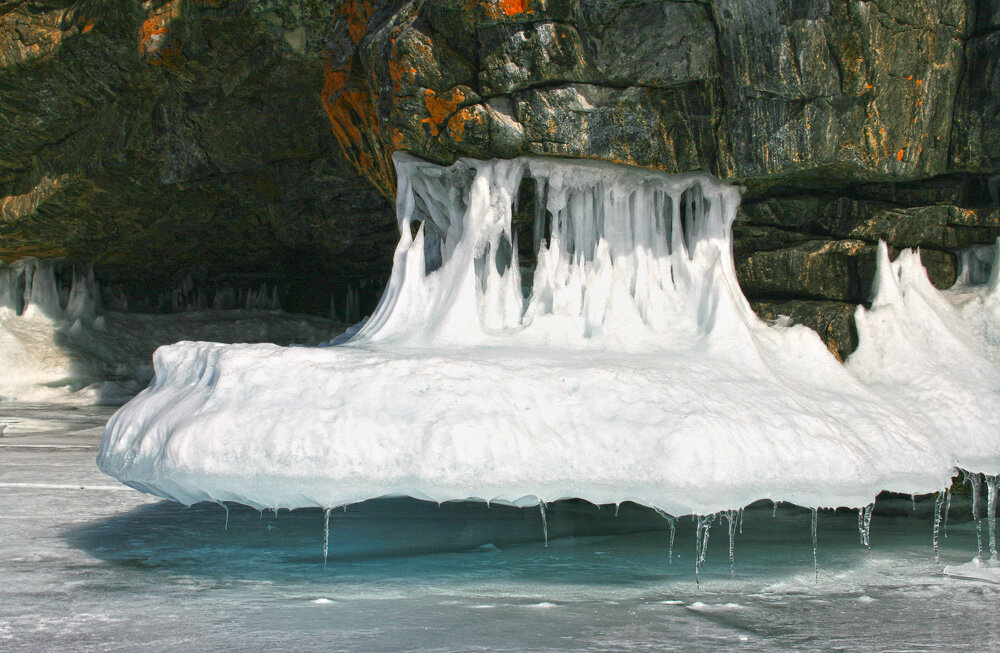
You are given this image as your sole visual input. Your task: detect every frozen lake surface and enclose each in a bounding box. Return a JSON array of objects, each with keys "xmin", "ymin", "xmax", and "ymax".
[{"xmin": 2, "ymin": 403, "xmax": 999, "ymax": 652}]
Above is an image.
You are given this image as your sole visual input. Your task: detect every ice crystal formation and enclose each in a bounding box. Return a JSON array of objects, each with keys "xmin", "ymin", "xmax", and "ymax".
[{"xmin": 99, "ymin": 155, "xmax": 1000, "ymax": 521}]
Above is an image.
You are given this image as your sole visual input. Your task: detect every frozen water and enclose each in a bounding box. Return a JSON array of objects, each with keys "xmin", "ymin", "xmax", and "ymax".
[
  {"xmin": 933, "ymin": 491, "xmax": 945, "ymax": 563},
  {"xmin": 6, "ymin": 408, "xmax": 1000, "ymax": 652},
  {"xmin": 99, "ymin": 154, "xmax": 1000, "ymax": 518}
]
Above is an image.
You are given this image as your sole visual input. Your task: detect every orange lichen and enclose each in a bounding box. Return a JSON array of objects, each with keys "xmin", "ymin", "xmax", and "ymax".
[
  {"xmin": 497, "ymin": 0, "xmax": 530, "ymax": 15},
  {"xmin": 338, "ymin": 0, "xmax": 374, "ymax": 45},
  {"xmin": 470, "ymin": 0, "xmax": 532, "ymax": 19},
  {"xmin": 138, "ymin": 17, "xmax": 169, "ymax": 54},
  {"xmin": 388, "ymin": 56, "xmax": 418, "ymax": 94},
  {"xmin": 896, "ymin": 149, "xmax": 905, "ymax": 161},
  {"xmin": 138, "ymin": 1, "xmax": 183, "ymax": 69},
  {"xmin": 422, "ymin": 88, "xmax": 467, "ymax": 137},
  {"xmin": 446, "ymin": 107, "xmax": 485, "ymax": 141},
  {"xmin": 321, "ymin": 56, "xmax": 397, "ymax": 199},
  {"xmin": 81, "ymin": 20, "xmax": 95, "ymax": 34}
]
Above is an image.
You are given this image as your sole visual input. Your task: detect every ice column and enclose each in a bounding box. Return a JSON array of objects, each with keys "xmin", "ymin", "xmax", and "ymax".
[
  {"xmin": 0, "ymin": 258, "xmax": 100, "ymax": 321},
  {"xmin": 352, "ymin": 153, "xmax": 744, "ymax": 347}
]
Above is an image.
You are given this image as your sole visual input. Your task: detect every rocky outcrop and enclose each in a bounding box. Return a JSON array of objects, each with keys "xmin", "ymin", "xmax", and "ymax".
[
  {"xmin": 323, "ymin": 0, "xmax": 1000, "ymax": 356},
  {"xmin": 326, "ymin": 1, "xmax": 994, "ymax": 183},
  {"xmin": 1, "ymin": 1, "xmax": 999, "ymax": 356},
  {"xmin": 1, "ymin": 0, "xmax": 394, "ymax": 314}
]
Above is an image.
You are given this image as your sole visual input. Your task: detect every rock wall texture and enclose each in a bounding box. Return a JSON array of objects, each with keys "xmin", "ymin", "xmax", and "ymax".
[
  {"xmin": 0, "ymin": 0, "xmax": 394, "ymax": 314},
  {"xmin": 323, "ymin": 0, "xmax": 1000, "ymax": 356},
  {"xmin": 2, "ymin": 0, "xmax": 999, "ymax": 355}
]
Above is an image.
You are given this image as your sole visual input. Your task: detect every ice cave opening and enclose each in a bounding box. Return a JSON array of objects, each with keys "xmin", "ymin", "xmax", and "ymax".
[{"xmin": 98, "ymin": 154, "xmax": 1000, "ymax": 565}]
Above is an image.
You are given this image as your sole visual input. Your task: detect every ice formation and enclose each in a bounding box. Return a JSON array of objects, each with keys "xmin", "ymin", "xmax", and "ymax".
[
  {"xmin": 0, "ymin": 259, "xmax": 336, "ymax": 403},
  {"xmin": 0, "ymin": 259, "xmax": 104, "ymax": 400},
  {"xmin": 98, "ymin": 153, "xmax": 1000, "ymax": 520}
]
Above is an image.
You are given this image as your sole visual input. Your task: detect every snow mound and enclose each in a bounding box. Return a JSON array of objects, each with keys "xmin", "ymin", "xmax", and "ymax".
[{"xmin": 98, "ymin": 154, "xmax": 1000, "ymax": 515}]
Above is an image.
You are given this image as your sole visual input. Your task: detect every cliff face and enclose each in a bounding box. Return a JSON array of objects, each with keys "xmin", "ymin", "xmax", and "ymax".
[
  {"xmin": 2, "ymin": 0, "xmax": 999, "ymax": 355},
  {"xmin": 324, "ymin": 0, "xmax": 1000, "ymax": 356},
  {"xmin": 0, "ymin": 0, "xmax": 394, "ymax": 313}
]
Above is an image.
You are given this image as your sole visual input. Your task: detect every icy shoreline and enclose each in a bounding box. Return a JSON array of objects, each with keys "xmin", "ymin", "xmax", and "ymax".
[{"xmin": 98, "ymin": 154, "xmax": 1000, "ymax": 519}]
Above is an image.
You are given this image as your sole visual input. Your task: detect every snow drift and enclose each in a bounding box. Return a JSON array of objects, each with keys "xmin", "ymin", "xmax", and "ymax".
[{"xmin": 98, "ymin": 154, "xmax": 1000, "ymax": 516}]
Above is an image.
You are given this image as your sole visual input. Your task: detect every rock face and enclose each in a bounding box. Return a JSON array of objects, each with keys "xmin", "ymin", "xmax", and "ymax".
[
  {"xmin": 1, "ymin": 0, "xmax": 394, "ymax": 314},
  {"xmin": 323, "ymin": 0, "xmax": 1000, "ymax": 357},
  {"xmin": 2, "ymin": 0, "xmax": 999, "ymax": 355}
]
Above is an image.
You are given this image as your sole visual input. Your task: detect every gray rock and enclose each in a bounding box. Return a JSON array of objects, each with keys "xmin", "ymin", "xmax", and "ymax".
[
  {"xmin": 951, "ymin": 31, "xmax": 1000, "ymax": 173},
  {"xmin": 749, "ymin": 299, "xmax": 858, "ymax": 360}
]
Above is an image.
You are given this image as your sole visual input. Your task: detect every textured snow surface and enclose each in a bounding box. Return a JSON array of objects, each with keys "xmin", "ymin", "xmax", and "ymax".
[{"xmin": 99, "ymin": 154, "xmax": 1000, "ymax": 514}]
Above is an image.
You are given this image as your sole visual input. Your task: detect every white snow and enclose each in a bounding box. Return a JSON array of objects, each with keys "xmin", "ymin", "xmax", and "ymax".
[{"xmin": 97, "ymin": 153, "xmax": 1000, "ymax": 516}]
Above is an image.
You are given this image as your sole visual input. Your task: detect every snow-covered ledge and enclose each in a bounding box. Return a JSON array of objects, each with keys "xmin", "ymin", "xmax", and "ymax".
[{"xmin": 99, "ymin": 154, "xmax": 1000, "ymax": 523}]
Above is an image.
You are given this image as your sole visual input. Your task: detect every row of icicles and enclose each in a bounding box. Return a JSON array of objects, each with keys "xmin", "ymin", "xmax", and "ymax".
[
  {"xmin": 316, "ymin": 472, "xmax": 1000, "ymax": 580},
  {"xmin": 216, "ymin": 472, "xmax": 1000, "ymax": 580}
]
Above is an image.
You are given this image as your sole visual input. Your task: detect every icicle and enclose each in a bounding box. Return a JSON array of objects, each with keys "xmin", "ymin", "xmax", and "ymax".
[
  {"xmin": 215, "ymin": 501, "xmax": 230, "ymax": 530},
  {"xmin": 614, "ymin": 503, "xmax": 620, "ymax": 517},
  {"xmin": 911, "ymin": 494, "xmax": 916, "ymax": 511},
  {"xmin": 724, "ymin": 510, "xmax": 738, "ymax": 577},
  {"xmin": 933, "ymin": 491, "xmax": 944, "ymax": 564},
  {"xmin": 811, "ymin": 508, "xmax": 819, "ymax": 582},
  {"xmin": 323, "ymin": 508, "xmax": 331, "ymax": 569},
  {"xmin": 694, "ymin": 514, "xmax": 714, "ymax": 585},
  {"xmin": 738, "ymin": 508, "xmax": 744, "ymax": 535},
  {"xmin": 986, "ymin": 474, "xmax": 998, "ymax": 561},
  {"xmin": 968, "ymin": 472, "xmax": 984, "ymax": 562},
  {"xmin": 669, "ymin": 517, "xmax": 676, "ymax": 565},
  {"xmin": 653, "ymin": 508, "xmax": 677, "ymax": 564},
  {"xmin": 858, "ymin": 503, "xmax": 874, "ymax": 550},
  {"xmin": 944, "ymin": 489, "xmax": 952, "ymax": 539},
  {"xmin": 772, "ymin": 501, "xmax": 779, "ymax": 518},
  {"xmin": 539, "ymin": 501, "xmax": 548, "ymax": 548}
]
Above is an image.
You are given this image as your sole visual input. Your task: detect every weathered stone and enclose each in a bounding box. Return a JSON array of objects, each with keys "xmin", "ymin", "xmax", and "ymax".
[
  {"xmin": 578, "ymin": 0, "xmax": 717, "ymax": 89},
  {"xmin": 441, "ymin": 98, "xmax": 525, "ymax": 158},
  {"xmin": 977, "ymin": 0, "xmax": 1000, "ymax": 33},
  {"xmin": 478, "ymin": 21, "xmax": 591, "ymax": 95},
  {"xmin": 737, "ymin": 196, "xmax": 1000, "ymax": 251},
  {"xmin": 0, "ymin": 0, "xmax": 396, "ymax": 309},
  {"xmin": 712, "ymin": 0, "xmax": 966, "ymax": 183},
  {"xmin": 750, "ymin": 299, "xmax": 858, "ymax": 360},
  {"xmin": 736, "ymin": 239, "xmax": 878, "ymax": 303},
  {"xmin": 514, "ymin": 82, "xmax": 720, "ymax": 171},
  {"xmin": 852, "ymin": 175, "xmax": 982, "ymax": 207},
  {"xmin": 951, "ymin": 31, "xmax": 1000, "ymax": 173},
  {"xmin": 735, "ymin": 239, "xmax": 955, "ymax": 303}
]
